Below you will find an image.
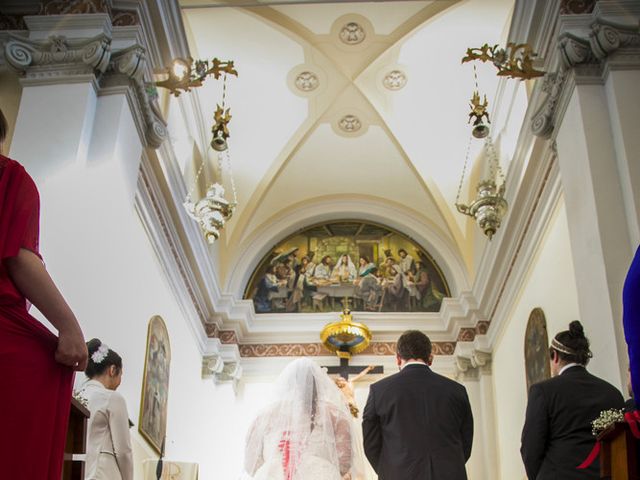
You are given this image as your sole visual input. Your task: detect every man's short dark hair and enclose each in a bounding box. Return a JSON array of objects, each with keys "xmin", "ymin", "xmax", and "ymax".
[{"xmin": 397, "ymin": 330, "xmax": 432, "ymax": 362}]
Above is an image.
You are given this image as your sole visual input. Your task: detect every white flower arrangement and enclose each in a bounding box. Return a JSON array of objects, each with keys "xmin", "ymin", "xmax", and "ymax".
[
  {"xmin": 591, "ymin": 408, "xmax": 625, "ymax": 436},
  {"xmin": 91, "ymin": 344, "xmax": 110, "ymax": 364},
  {"xmin": 73, "ymin": 389, "xmax": 89, "ymax": 408}
]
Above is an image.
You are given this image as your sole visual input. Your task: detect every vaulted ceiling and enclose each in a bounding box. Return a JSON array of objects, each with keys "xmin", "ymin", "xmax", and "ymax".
[{"xmin": 174, "ymin": 0, "xmax": 516, "ymax": 292}]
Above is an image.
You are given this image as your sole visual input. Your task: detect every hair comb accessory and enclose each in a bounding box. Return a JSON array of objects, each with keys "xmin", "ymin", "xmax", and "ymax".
[{"xmin": 91, "ymin": 344, "xmax": 109, "ymax": 364}]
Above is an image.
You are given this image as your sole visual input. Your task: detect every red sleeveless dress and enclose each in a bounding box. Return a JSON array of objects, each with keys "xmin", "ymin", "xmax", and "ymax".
[{"xmin": 0, "ymin": 155, "xmax": 74, "ymax": 479}]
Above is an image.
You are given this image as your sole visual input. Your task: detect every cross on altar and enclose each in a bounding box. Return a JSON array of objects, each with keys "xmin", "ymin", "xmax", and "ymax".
[{"xmin": 324, "ymin": 353, "xmax": 384, "ymax": 380}]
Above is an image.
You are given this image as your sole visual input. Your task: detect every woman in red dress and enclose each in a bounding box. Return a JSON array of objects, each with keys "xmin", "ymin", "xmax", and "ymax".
[{"xmin": 0, "ymin": 109, "xmax": 87, "ymax": 478}]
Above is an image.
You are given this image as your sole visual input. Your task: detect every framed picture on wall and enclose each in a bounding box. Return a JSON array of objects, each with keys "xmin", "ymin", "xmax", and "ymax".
[
  {"xmin": 139, "ymin": 315, "xmax": 171, "ymax": 454},
  {"xmin": 524, "ymin": 308, "xmax": 551, "ymax": 392}
]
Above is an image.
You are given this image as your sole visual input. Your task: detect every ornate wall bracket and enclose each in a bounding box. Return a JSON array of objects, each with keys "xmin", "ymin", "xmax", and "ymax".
[
  {"xmin": 108, "ymin": 45, "xmax": 167, "ymax": 148},
  {"xmin": 202, "ymin": 353, "xmax": 242, "ymax": 388},
  {"xmin": 531, "ymin": 16, "xmax": 640, "ymax": 139},
  {"xmin": 455, "ymin": 347, "xmax": 492, "ymax": 380}
]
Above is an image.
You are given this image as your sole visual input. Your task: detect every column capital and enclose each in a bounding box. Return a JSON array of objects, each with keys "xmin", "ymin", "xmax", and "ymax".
[
  {"xmin": 531, "ymin": 4, "xmax": 640, "ymax": 138},
  {"xmin": 4, "ymin": 30, "xmax": 111, "ymax": 88}
]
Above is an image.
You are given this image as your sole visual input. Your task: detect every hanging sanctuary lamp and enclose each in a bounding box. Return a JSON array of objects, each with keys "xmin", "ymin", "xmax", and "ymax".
[
  {"xmin": 156, "ymin": 57, "xmax": 239, "ymax": 243},
  {"xmin": 455, "ymin": 42, "xmax": 543, "ymax": 240}
]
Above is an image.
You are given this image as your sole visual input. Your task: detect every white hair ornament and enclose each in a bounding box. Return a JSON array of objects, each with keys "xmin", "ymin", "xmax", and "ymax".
[{"xmin": 91, "ymin": 344, "xmax": 110, "ymax": 364}]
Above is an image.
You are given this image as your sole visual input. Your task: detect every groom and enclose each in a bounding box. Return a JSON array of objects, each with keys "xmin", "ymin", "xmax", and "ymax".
[{"xmin": 362, "ymin": 330, "xmax": 474, "ymax": 479}]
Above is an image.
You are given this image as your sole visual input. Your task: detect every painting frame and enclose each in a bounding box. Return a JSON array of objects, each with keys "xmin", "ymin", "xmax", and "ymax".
[
  {"xmin": 524, "ymin": 307, "xmax": 551, "ymax": 392},
  {"xmin": 139, "ymin": 315, "xmax": 171, "ymax": 454}
]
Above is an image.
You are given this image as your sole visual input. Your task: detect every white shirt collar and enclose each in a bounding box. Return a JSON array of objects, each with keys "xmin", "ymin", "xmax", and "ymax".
[
  {"xmin": 559, "ymin": 363, "xmax": 583, "ymax": 375},
  {"xmin": 402, "ymin": 360, "xmax": 428, "ymax": 370}
]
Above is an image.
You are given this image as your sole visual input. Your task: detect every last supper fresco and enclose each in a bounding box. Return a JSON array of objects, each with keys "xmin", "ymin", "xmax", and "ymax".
[{"xmin": 244, "ymin": 221, "xmax": 451, "ymax": 313}]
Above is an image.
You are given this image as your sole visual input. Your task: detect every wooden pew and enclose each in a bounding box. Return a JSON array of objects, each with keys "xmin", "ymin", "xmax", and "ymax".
[
  {"xmin": 63, "ymin": 397, "xmax": 90, "ymax": 480},
  {"xmin": 599, "ymin": 422, "xmax": 640, "ymax": 479}
]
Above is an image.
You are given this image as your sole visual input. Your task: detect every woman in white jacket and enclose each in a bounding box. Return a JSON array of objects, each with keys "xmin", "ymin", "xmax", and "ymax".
[{"xmin": 79, "ymin": 339, "xmax": 133, "ymax": 480}]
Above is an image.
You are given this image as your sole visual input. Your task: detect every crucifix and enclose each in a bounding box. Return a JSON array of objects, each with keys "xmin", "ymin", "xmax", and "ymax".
[
  {"xmin": 322, "ymin": 298, "xmax": 384, "ymax": 379},
  {"xmin": 323, "ymin": 352, "xmax": 384, "ymax": 380}
]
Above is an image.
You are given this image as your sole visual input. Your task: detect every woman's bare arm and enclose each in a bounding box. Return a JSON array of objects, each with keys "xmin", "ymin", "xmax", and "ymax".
[{"xmin": 5, "ymin": 248, "xmax": 87, "ymax": 370}]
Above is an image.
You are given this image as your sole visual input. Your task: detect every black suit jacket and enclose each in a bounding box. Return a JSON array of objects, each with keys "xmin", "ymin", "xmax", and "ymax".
[
  {"xmin": 362, "ymin": 364, "xmax": 473, "ymax": 480},
  {"xmin": 521, "ymin": 366, "xmax": 625, "ymax": 479}
]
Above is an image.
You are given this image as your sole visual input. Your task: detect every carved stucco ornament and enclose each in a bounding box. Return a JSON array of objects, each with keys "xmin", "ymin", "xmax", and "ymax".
[
  {"xmin": 455, "ymin": 348, "xmax": 492, "ymax": 379},
  {"xmin": 339, "ymin": 22, "xmax": 366, "ymax": 45},
  {"xmin": 295, "ymin": 71, "xmax": 319, "ymax": 92},
  {"xmin": 383, "ymin": 70, "xmax": 407, "ymax": 90},
  {"xmin": 4, "ymin": 32, "xmax": 111, "ymax": 74},
  {"xmin": 338, "ymin": 114, "xmax": 362, "ymax": 133},
  {"xmin": 531, "ymin": 18, "xmax": 640, "ymax": 139}
]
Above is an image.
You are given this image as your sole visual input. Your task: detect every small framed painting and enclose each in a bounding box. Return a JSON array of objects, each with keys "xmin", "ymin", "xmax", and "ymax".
[
  {"xmin": 524, "ymin": 308, "xmax": 551, "ymax": 392},
  {"xmin": 139, "ymin": 315, "xmax": 171, "ymax": 453}
]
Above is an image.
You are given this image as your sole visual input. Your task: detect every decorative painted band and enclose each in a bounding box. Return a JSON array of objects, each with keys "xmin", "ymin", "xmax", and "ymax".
[{"xmin": 237, "ymin": 341, "xmax": 457, "ymax": 358}]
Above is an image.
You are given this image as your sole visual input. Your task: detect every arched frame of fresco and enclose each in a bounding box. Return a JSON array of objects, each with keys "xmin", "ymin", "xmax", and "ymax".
[
  {"xmin": 244, "ymin": 219, "xmax": 451, "ymax": 314},
  {"xmin": 524, "ymin": 308, "xmax": 551, "ymax": 392}
]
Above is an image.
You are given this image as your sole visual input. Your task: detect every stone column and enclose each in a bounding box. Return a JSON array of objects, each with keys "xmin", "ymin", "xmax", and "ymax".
[
  {"xmin": 531, "ymin": 1, "xmax": 640, "ymax": 386},
  {"xmin": 456, "ymin": 349, "xmax": 497, "ymax": 480}
]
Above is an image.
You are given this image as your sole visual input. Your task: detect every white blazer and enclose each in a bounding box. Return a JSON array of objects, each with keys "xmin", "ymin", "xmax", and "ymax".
[{"xmin": 80, "ymin": 380, "xmax": 134, "ymax": 480}]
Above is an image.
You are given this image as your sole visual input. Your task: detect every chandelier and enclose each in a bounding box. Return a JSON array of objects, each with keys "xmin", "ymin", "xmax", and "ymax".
[{"xmin": 156, "ymin": 57, "xmax": 239, "ymax": 242}]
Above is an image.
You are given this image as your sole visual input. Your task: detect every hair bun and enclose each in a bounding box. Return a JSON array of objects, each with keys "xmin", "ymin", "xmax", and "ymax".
[
  {"xmin": 568, "ymin": 321, "xmax": 585, "ymax": 338},
  {"xmin": 86, "ymin": 338, "xmax": 102, "ymax": 356}
]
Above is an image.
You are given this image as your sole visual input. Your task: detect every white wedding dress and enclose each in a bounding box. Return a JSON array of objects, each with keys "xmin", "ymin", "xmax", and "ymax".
[
  {"xmin": 252, "ymin": 419, "xmax": 345, "ymax": 480},
  {"xmin": 243, "ymin": 359, "xmax": 362, "ymax": 480}
]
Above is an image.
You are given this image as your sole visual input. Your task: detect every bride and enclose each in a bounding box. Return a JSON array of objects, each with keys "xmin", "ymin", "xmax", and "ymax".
[{"xmin": 242, "ymin": 358, "xmax": 362, "ymax": 480}]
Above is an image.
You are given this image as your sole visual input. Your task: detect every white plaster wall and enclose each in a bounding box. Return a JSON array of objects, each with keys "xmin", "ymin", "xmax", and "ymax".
[
  {"xmin": 33, "ymin": 171, "xmax": 224, "ymax": 478},
  {"xmin": 492, "ymin": 197, "xmax": 583, "ymax": 480},
  {"xmin": 7, "ymin": 82, "xmax": 233, "ymax": 479}
]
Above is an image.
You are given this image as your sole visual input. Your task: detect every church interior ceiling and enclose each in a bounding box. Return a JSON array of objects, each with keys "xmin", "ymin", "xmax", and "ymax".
[{"xmin": 176, "ymin": 0, "xmax": 519, "ymax": 289}]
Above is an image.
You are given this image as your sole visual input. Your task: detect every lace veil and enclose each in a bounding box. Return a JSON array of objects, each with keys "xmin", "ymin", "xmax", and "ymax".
[{"xmin": 242, "ymin": 358, "xmax": 363, "ymax": 479}]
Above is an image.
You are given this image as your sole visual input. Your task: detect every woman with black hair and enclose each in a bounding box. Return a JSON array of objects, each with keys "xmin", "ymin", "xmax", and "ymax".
[
  {"xmin": 521, "ymin": 321, "xmax": 625, "ymax": 479},
  {"xmin": 79, "ymin": 339, "xmax": 133, "ymax": 480}
]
